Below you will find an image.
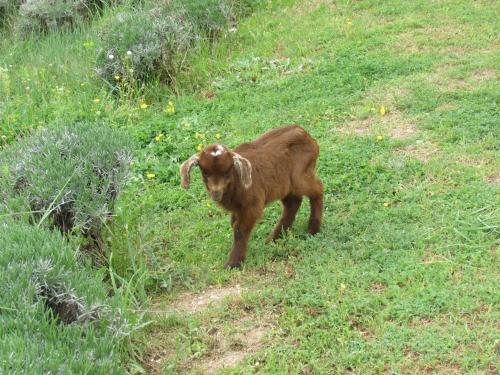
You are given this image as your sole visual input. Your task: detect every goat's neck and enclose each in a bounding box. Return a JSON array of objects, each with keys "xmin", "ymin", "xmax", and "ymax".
[{"xmin": 218, "ymin": 177, "xmax": 242, "ymax": 212}]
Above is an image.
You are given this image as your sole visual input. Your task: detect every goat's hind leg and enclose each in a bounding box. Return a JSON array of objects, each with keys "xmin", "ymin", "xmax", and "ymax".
[
  {"xmin": 307, "ymin": 179, "xmax": 323, "ymax": 235},
  {"xmin": 267, "ymin": 195, "xmax": 302, "ymax": 242}
]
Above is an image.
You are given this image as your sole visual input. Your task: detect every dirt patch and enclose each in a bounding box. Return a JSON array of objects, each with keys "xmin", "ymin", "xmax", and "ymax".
[
  {"xmin": 455, "ymin": 155, "xmax": 493, "ymax": 168},
  {"xmin": 339, "ymin": 110, "xmax": 418, "ymax": 141},
  {"xmin": 425, "ymin": 63, "xmax": 471, "ymax": 91},
  {"xmin": 171, "ymin": 284, "xmax": 245, "ymax": 313},
  {"xmin": 144, "ymin": 343, "xmax": 174, "ymax": 375},
  {"xmin": 394, "ymin": 141, "xmax": 439, "ymax": 163},
  {"xmin": 486, "ymin": 172, "xmax": 500, "ymax": 185},
  {"xmin": 371, "ymin": 282, "xmax": 386, "ymax": 293},
  {"xmin": 337, "ymin": 116, "xmax": 374, "ymax": 136},
  {"xmin": 435, "ymin": 103, "xmax": 458, "ymax": 112},
  {"xmin": 394, "ymin": 24, "xmax": 474, "ymax": 56},
  {"xmin": 143, "ymin": 284, "xmax": 268, "ymax": 374},
  {"xmin": 426, "ymin": 65, "xmax": 498, "ymax": 93},
  {"xmin": 471, "ymin": 69, "xmax": 497, "ymax": 82},
  {"xmin": 338, "ymin": 84, "xmax": 418, "ymax": 140},
  {"xmin": 387, "ymin": 121, "xmax": 418, "ymax": 140},
  {"xmin": 195, "ymin": 317, "xmax": 273, "ymax": 374},
  {"xmin": 198, "ymin": 90, "xmax": 216, "ymax": 100},
  {"xmin": 401, "ymin": 349, "xmax": 467, "ymax": 375},
  {"xmin": 350, "ymin": 319, "xmax": 373, "ymax": 341},
  {"xmin": 292, "ymin": 0, "xmax": 335, "ymax": 15}
]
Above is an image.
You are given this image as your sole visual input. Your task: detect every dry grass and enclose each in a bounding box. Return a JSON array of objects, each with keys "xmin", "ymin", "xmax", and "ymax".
[
  {"xmin": 486, "ymin": 172, "xmax": 500, "ymax": 185},
  {"xmin": 291, "ymin": 0, "xmax": 336, "ymax": 15},
  {"xmin": 394, "ymin": 141, "xmax": 440, "ymax": 163},
  {"xmin": 339, "ymin": 110, "xmax": 418, "ymax": 140},
  {"xmin": 338, "ymin": 83, "xmax": 420, "ymax": 140},
  {"xmin": 471, "ymin": 69, "xmax": 497, "ymax": 82},
  {"xmin": 394, "ymin": 23, "xmax": 475, "ymax": 56}
]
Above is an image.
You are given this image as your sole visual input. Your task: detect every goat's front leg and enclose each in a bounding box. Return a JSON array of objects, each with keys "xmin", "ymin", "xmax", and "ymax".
[{"xmin": 225, "ymin": 209, "xmax": 261, "ymax": 269}]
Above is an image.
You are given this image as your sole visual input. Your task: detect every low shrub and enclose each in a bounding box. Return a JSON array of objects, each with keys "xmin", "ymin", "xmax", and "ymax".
[
  {"xmin": 96, "ymin": 5, "xmax": 196, "ymax": 87},
  {"xmin": 0, "ymin": 121, "xmax": 134, "ymax": 242},
  {"xmin": 0, "ymin": 219, "xmax": 132, "ymax": 373},
  {"xmin": 0, "ymin": 0, "xmax": 21, "ymax": 28},
  {"xmin": 96, "ymin": 0, "xmax": 260, "ymax": 88},
  {"xmin": 16, "ymin": 0, "xmax": 110, "ymax": 36}
]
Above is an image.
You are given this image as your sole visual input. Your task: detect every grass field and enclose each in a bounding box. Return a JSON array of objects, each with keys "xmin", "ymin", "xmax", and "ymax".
[{"xmin": 1, "ymin": 0, "xmax": 499, "ymax": 373}]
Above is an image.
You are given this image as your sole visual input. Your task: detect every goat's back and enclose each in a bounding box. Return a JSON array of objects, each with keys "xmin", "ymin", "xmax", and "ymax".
[
  {"xmin": 235, "ymin": 125, "xmax": 319, "ymax": 202},
  {"xmin": 235, "ymin": 125, "xmax": 318, "ymax": 157}
]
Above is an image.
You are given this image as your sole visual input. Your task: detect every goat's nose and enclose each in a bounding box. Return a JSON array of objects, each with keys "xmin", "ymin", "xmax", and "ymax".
[{"xmin": 211, "ymin": 191, "xmax": 223, "ymax": 201}]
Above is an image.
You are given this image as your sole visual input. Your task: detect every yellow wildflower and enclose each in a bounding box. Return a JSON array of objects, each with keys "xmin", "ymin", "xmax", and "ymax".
[
  {"xmin": 215, "ymin": 133, "xmax": 221, "ymax": 140},
  {"xmin": 155, "ymin": 133, "xmax": 164, "ymax": 141},
  {"xmin": 376, "ymin": 135, "xmax": 384, "ymax": 141},
  {"xmin": 195, "ymin": 132, "xmax": 204, "ymax": 139},
  {"xmin": 346, "ymin": 18, "xmax": 352, "ymax": 25},
  {"xmin": 146, "ymin": 172, "xmax": 156, "ymax": 179},
  {"xmin": 140, "ymin": 102, "xmax": 148, "ymax": 109},
  {"xmin": 370, "ymin": 106, "xmax": 376, "ymax": 112},
  {"xmin": 114, "ymin": 75, "xmax": 121, "ymax": 81},
  {"xmin": 383, "ymin": 202, "xmax": 389, "ymax": 207},
  {"xmin": 166, "ymin": 101, "xmax": 175, "ymax": 113},
  {"xmin": 93, "ymin": 98, "xmax": 100, "ymax": 103},
  {"xmin": 380, "ymin": 105, "xmax": 386, "ymax": 116},
  {"xmin": 196, "ymin": 144, "xmax": 204, "ymax": 151}
]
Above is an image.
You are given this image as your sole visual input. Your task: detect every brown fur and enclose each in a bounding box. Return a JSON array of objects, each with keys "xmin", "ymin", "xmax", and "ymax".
[{"xmin": 180, "ymin": 125, "xmax": 324, "ymax": 268}]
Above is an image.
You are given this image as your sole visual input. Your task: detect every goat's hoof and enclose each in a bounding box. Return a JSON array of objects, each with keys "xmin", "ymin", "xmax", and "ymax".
[
  {"xmin": 265, "ymin": 235, "xmax": 277, "ymax": 243},
  {"xmin": 308, "ymin": 228, "xmax": 320, "ymax": 235},
  {"xmin": 308, "ymin": 221, "xmax": 321, "ymax": 235},
  {"xmin": 224, "ymin": 261, "xmax": 242, "ymax": 269}
]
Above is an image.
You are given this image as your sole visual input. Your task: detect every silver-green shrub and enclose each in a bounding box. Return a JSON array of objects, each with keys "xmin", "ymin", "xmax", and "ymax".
[
  {"xmin": 16, "ymin": 0, "xmax": 109, "ymax": 36},
  {"xmin": 96, "ymin": 5, "xmax": 196, "ymax": 86},
  {"xmin": 0, "ymin": 121, "xmax": 133, "ymax": 238},
  {"xmin": 0, "ymin": 219, "xmax": 130, "ymax": 372}
]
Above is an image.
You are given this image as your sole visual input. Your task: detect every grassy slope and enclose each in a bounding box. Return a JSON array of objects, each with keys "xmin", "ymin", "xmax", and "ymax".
[
  {"xmin": 0, "ymin": 0, "xmax": 498, "ymax": 373},
  {"xmin": 129, "ymin": 0, "xmax": 499, "ymax": 373}
]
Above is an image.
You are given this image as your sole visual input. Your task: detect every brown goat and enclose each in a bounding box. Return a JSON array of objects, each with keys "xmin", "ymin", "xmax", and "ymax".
[{"xmin": 180, "ymin": 125, "xmax": 323, "ymax": 268}]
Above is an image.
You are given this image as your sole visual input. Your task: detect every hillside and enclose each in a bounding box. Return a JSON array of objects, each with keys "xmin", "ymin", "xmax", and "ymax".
[{"xmin": 1, "ymin": 0, "xmax": 498, "ymax": 373}]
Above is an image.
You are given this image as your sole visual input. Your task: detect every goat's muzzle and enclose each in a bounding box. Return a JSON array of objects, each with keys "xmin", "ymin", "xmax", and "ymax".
[{"xmin": 211, "ymin": 190, "xmax": 223, "ymax": 202}]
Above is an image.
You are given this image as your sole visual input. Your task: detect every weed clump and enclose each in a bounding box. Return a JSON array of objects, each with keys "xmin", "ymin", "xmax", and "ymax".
[{"xmin": 0, "ymin": 121, "xmax": 133, "ymax": 241}]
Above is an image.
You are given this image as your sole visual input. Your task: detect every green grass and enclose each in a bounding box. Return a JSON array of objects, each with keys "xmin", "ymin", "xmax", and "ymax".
[{"xmin": 1, "ymin": 0, "xmax": 499, "ymax": 373}]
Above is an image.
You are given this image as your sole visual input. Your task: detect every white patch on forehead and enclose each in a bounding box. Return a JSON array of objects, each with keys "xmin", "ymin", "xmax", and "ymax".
[{"xmin": 211, "ymin": 145, "xmax": 225, "ymax": 157}]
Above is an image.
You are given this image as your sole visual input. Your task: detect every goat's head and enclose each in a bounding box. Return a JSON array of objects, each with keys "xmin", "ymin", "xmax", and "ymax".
[{"xmin": 180, "ymin": 144, "xmax": 252, "ymax": 201}]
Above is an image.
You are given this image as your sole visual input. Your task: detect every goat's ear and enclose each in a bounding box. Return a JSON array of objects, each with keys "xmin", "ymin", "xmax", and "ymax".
[
  {"xmin": 180, "ymin": 155, "xmax": 199, "ymax": 189},
  {"xmin": 232, "ymin": 153, "xmax": 252, "ymax": 189}
]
